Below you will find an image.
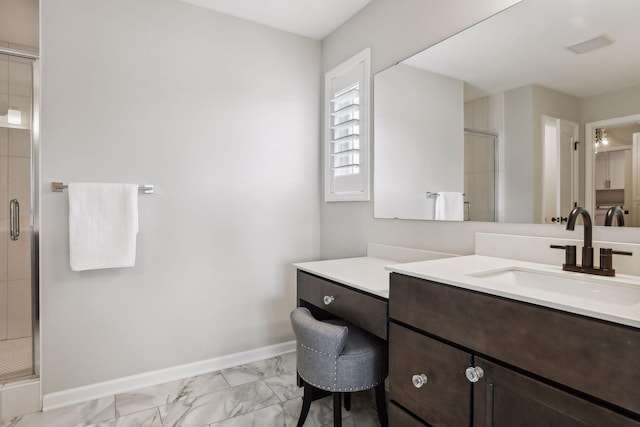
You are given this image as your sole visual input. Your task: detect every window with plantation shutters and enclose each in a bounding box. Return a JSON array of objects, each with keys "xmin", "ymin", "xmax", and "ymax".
[{"xmin": 324, "ymin": 48, "xmax": 370, "ymax": 201}]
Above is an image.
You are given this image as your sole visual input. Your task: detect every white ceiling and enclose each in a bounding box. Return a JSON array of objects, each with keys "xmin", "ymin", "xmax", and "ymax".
[
  {"xmin": 403, "ymin": 0, "xmax": 640, "ymax": 100},
  {"xmin": 176, "ymin": 0, "xmax": 372, "ymax": 40}
]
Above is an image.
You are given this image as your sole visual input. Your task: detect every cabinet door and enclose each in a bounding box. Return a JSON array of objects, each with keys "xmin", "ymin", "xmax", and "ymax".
[
  {"xmin": 608, "ymin": 149, "xmax": 626, "ymax": 189},
  {"xmin": 389, "ymin": 323, "xmax": 471, "ymax": 427},
  {"xmin": 473, "ymin": 357, "xmax": 640, "ymax": 427},
  {"xmin": 595, "ymin": 152, "xmax": 609, "ymax": 189},
  {"xmin": 388, "ymin": 402, "xmax": 427, "ymax": 426}
]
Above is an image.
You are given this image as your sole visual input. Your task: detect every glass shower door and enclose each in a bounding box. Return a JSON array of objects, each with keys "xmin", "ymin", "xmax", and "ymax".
[
  {"xmin": 0, "ymin": 49, "xmax": 36, "ymax": 382},
  {"xmin": 464, "ymin": 129, "xmax": 498, "ymax": 222}
]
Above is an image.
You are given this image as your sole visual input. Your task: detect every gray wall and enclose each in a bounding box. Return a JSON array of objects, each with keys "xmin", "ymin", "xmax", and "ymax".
[
  {"xmin": 320, "ymin": 0, "xmax": 640, "ymax": 259},
  {"xmin": 504, "ymin": 85, "xmax": 534, "ymax": 223},
  {"xmin": 40, "ymin": 0, "xmax": 321, "ymax": 394},
  {"xmin": 581, "ymin": 83, "xmax": 640, "ymax": 123},
  {"xmin": 374, "ymin": 64, "xmax": 464, "ymax": 220}
]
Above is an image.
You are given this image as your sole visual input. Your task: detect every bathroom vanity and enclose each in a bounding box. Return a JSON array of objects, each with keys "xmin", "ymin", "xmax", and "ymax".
[
  {"xmin": 387, "ymin": 256, "xmax": 640, "ymax": 426},
  {"xmin": 293, "ymin": 247, "xmax": 640, "ymax": 426}
]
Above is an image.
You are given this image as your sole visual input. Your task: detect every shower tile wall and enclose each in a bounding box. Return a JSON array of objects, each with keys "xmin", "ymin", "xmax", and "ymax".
[
  {"xmin": 0, "ymin": 41, "xmax": 33, "ymax": 344},
  {"xmin": 464, "ymin": 133, "xmax": 495, "ymax": 221},
  {"xmin": 464, "ymin": 95, "xmax": 502, "ymax": 222}
]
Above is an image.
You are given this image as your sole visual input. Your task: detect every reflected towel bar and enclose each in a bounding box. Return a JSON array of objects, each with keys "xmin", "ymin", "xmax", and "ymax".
[
  {"xmin": 426, "ymin": 192, "xmax": 466, "ymax": 198},
  {"xmin": 52, "ymin": 182, "xmax": 155, "ymax": 194}
]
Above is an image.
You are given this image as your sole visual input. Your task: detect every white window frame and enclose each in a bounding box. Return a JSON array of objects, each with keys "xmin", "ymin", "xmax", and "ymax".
[{"xmin": 324, "ymin": 48, "xmax": 371, "ymax": 202}]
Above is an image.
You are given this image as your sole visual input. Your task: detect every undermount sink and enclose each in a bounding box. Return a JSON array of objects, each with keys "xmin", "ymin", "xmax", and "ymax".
[{"xmin": 469, "ymin": 268, "xmax": 640, "ymax": 307}]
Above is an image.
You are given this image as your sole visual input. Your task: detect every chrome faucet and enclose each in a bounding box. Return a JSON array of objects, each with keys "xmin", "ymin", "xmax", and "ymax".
[
  {"xmin": 604, "ymin": 206, "xmax": 625, "ymax": 226},
  {"xmin": 566, "ymin": 206, "xmax": 593, "ymax": 268},
  {"xmin": 551, "ymin": 206, "xmax": 632, "ymax": 276}
]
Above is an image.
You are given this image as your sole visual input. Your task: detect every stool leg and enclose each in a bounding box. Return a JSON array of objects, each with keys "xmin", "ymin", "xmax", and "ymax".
[
  {"xmin": 297, "ymin": 381, "xmax": 313, "ymax": 427},
  {"xmin": 375, "ymin": 383, "xmax": 388, "ymax": 427},
  {"xmin": 344, "ymin": 393, "xmax": 351, "ymax": 411},
  {"xmin": 333, "ymin": 392, "xmax": 342, "ymax": 427}
]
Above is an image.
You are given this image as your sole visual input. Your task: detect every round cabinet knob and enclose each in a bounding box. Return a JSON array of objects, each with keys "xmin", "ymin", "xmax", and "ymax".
[
  {"xmin": 465, "ymin": 366, "xmax": 484, "ymax": 383},
  {"xmin": 412, "ymin": 374, "xmax": 428, "ymax": 388},
  {"xmin": 323, "ymin": 295, "xmax": 335, "ymax": 305}
]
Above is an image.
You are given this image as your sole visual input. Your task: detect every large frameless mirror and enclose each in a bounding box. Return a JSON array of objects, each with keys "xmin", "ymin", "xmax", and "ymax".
[{"xmin": 373, "ymin": 0, "xmax": 640, "ymax": 226}]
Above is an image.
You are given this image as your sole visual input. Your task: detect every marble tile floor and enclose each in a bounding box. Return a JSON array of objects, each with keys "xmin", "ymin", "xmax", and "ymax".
[{"xmin": 0, "ymin": 352, "xmax": 382, "ymax": 427}]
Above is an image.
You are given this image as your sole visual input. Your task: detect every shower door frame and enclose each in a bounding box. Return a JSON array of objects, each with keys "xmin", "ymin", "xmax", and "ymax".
[{"xmin": 0, "ymin": 46, "xmax": 40, "ymax": 381}]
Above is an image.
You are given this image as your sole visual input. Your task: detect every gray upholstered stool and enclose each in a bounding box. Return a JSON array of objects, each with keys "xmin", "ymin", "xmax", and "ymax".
[{"xmin": 290, "ymin": 307, "xmax": 388, "ymax": 427}]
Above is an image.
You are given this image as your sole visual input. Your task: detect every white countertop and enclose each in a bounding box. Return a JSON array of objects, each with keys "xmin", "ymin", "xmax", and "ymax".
[
  {"xmin": 294, "ymin": 257, "xmax": 394, "ymax": 298},
  {"xmin": 387, "ymin": 255, "xmax": 640, "ymax": 329}
]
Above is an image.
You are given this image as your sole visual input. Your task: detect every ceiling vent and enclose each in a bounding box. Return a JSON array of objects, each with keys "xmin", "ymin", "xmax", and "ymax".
[{"xmin": 566, "ymin": 34, "xmax": 614, "ymax": 54}]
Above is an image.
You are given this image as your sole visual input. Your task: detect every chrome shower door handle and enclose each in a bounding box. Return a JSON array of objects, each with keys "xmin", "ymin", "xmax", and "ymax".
[{"xmin": 10, "ymin": 199, "xmax": 19, "ymax": 241}]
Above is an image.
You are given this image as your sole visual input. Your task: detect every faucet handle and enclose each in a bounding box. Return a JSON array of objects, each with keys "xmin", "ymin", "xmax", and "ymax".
[
  {"xmin": 550, "ymin": 245, "xmax": 577, "ymax": 266},
  {"xmin": 612, "ymin": 250, "xmax": 633, "ymax": 256},
  {"xmin": 599, "ymin": 248, "xmax": 633, "ymax": 273}
]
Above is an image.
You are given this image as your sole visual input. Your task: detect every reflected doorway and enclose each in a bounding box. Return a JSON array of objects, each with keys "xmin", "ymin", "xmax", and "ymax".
[
  {"xmin": 542, "ymin": 116, "xmax": 579, "ymax": 224},
  {"xmin": 586, "ymin": 115, "xmax": 640, "ymax": 227}
]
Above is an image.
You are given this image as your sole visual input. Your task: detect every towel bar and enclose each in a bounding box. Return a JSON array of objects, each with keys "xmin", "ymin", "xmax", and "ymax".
[
  {"xmin": 426, "ymin": 192, "xmax": 466, "ymax": 198},
  {"xmin": 52, "ymin": 182, "xmax": 154, "ymax": 194}
]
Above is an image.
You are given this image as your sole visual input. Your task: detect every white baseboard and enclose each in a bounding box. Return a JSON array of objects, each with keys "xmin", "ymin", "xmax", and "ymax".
[{"xmin": 42, "ymin": 340, "xmax": 296, "ymax": 412}]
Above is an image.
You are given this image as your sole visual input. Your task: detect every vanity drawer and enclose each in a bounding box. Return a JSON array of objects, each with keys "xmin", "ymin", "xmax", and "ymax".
[
  {"xmin": 297, "ymin": 271, "xmax": 387, "ymax": 339},
  {"xmin": 389, "ymin": 322, "xmax": 471, "ymax": 427},
  {"xmin": 390, "ymin": 272, "xmax": 640, "ymax": 416}
]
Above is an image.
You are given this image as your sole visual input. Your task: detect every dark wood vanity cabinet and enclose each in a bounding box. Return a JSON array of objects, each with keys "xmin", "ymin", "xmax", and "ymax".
[{"xmin": 388, "ymin": 272, "xmax": 640, "ymax": 427}]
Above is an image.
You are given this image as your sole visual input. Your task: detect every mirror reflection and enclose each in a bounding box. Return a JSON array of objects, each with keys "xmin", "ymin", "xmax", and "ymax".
[{"xmin": 373, "ymin": 0, "xmax": 640, "ymax": 226}]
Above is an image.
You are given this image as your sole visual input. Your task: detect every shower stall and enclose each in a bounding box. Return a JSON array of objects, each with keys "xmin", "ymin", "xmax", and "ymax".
[
  {"xmin": 0, "ymin": 45, "xmax": 39, "ymax": 384},
  {"xmin": 464, "ymin": 128, "xmax": 498, "ymax": 222}
]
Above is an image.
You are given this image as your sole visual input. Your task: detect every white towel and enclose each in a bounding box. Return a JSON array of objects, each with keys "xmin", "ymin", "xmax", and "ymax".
[
  {"xmin": 434, "ymin": 192, "xmax": 464, "ymax": 221},
  {"xmin": 68, "ymin": 183, "xmax": 139, "ymax": 271}
]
